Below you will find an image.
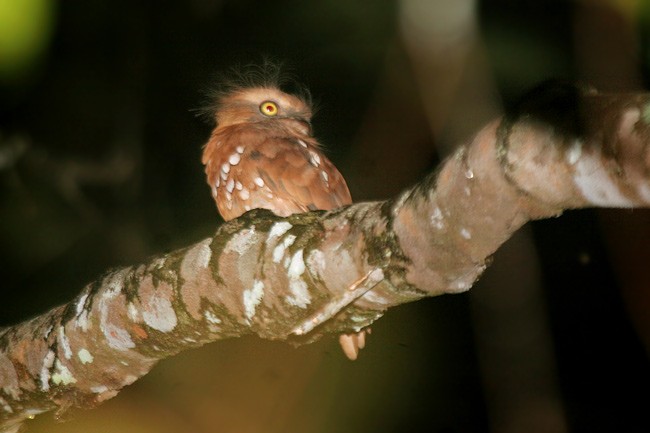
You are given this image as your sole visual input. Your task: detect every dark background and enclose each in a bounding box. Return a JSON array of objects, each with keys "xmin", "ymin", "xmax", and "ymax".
[{"xmin": 1, "ymin": 1, "xmax": 649, "ymax": 432}]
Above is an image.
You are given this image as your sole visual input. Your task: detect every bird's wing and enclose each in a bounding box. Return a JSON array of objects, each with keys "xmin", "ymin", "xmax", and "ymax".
[{"xmin": 251, "ymin": 135, "xmax": 352, "ymax": 213}]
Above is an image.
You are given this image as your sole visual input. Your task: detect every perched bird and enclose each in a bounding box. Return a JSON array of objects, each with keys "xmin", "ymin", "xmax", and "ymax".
[{"xmin": 201, "ymin": 63, "xmax": 367, "ymax": 359}]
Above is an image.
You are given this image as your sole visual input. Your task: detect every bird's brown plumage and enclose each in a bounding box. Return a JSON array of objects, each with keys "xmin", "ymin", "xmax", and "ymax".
[{"xmin": 202, "ymin": 86, "xmax": 351, "ymax": 221}]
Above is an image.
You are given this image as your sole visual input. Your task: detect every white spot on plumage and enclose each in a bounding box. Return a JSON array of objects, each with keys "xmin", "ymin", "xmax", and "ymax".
[
  {"xmin": 229, "ymin": 153, "xmax": 241, "ymax": 165},
  {"xmin": 220, "ymin": 171, "xmax": 228, "ymax": 181},
  {"xmin": 298, "ymin": 139, "xmax": 308, "ymax": 148},
  {"xmin": 239, "ymin": 189, "xmax": 250, "ymax": 200},
  {"xmin": 460, "ymin": 228, "xmax": 472, "ymax": 239},
  {"xmin": 254, "ymin": 177, "xmax": 265, "ymax": 187},
  {"xmin": 320, "ymin": 170, "xmax": 329, "ymax": 183},
  {"xmin": 226, "ymin": 178, "xmax": 235, "ymax": 193},
  {"xmin": 235, "ymin": 181, "xmax": 243, "ymax": 190},
  {"xmin": 221, "ymin": 163, "xmax": 230, "ymax": 174},
  {"xmin": 309, "ymin": 151, "xmax": 321, "ymax": 167},
  {"xmin": 236, "ymin": 145, "xmax": 245, "ymax": 154}
]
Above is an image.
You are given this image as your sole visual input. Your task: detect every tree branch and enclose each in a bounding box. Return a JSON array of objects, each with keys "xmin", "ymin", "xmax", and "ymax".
[{"xmin": 2, "ymin": 86, "xmax": 650, "ymax": 432}]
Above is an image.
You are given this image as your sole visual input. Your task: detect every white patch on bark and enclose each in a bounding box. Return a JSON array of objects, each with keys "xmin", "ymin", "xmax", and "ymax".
[
  {"xmin": 306, "ymin": 249, "xmax": 326, "ymax": 274},
  {"xmin": 619, "ymin": 108, "xmax": 640, "ymax": 136},
  {"xmin": 39, "ymin": 350, "xmax": 55, "ymax": 391},
  {"xmin": 566, "ymin": 139, "xmax": 582, "ymax": 165},
  {"xmin": 460, "ymin": 228, "xmax": 472, "ymax": 239},
  {"xmin": 76, "ymin": 310, "xmax": 89, "ymax": 332},
  {"xmin": 101, "ymin": 322, "xmax": 135, "ymax": 351},
  {"xmin": 637, "ymin": 183, "xmax": 650, "ymax": 202},
  {"xmin": 51, "ymin": 360, "xmax": 77, "ymax": 386},
  {"xmin": 58, "ymin": 326, "xmax": 72, "ymax": 360},
  {"xmin": 448, "ymin": 264, "xmax": 486, "ymax": 294},
  {"xmin": 0, "ymin": 396, "xmax": 12, "ymax": 414},
  {"xmin": 182, "ymin": 238, "xmax": 212, "ymax": 278},
  {"xmin": 287, "ymin": 279, "xmax": 310, "ymax": 308},
  {"xmin": 243, "ymin": 280, "xmax": 265, "ymax": 320},
  {"xmin": 127, "ymin": 302, "xmax": 140, "ymax": 321},
  {"xmin": 142, "ymin": 295, "xmax": 177, "ymax": 333},
  {"xmin": 272, "ymin": 234, "xmax": 296, "ymax": 263},
  {"xmin": 100, "ymin": 275, "xmax": 135, "ymax": 350},
  {"xmin": 430, "ymin": 206, "xmax": 445, "ymax": 229},
  {"xmin": 75, "ymin": 293, "xmax": 88, "ymax": 316},
  {"xmin": 77, "ymin": 348, "xmax": 94, "ymax": 364},
  {"xmin": 286, "ymin": 250, "xmax": 311, "ymax": 308},
  {"xmin": 573, "ymin": 152, "xmax": 634, "ymax": 207},
  {"xmin": 268, "ymin": 221, "xmax": 292, "ymax": 239},
  {"xmin": 287, "ymin": 249, "xmax": 305, "ymax": 278},
  {"xmin": 225, "ymin": 227, "xmax": 257, "ymax": 255},
  {"xmin": 204, "ymin": 310, "xmax": 221, "ymax": 324},
  {"xmin": 361, "ymin": 290, "xmax": 390, "ymax": 306},
  {"xmin": 105, "ymin": 269, "xmax": 127, "ymax": 295}
]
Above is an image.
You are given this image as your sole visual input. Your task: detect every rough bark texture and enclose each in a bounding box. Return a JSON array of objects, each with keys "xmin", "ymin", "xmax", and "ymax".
[{"xmin": 2, "ymin": 87, "xmax": 650, "ymax": 432}]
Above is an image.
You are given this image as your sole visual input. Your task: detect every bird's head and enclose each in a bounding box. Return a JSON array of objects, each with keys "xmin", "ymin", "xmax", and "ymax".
[
  {"xmin": 215, "ymin": 86, "xmax": 313, "ymax": 134},
  {"xmin": 200, "ymin": 61, "xmax": 314, "ymax": 135}
]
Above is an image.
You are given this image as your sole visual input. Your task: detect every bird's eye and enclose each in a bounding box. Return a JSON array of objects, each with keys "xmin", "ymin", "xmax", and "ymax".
[{"xmin": 259, "ymin": 101, "xmax": 278, "ymax": 117}]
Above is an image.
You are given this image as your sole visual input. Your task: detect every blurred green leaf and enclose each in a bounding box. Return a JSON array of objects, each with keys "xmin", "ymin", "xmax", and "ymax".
[{"xmin": 0, "ymin": 0, "xmax": 54, "ymax": 81}]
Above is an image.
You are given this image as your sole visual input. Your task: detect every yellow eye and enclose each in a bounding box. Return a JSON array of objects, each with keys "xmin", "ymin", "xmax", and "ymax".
[{"xmin": 259, "ymin": 101, "xmax": 278, "ymax": 116}]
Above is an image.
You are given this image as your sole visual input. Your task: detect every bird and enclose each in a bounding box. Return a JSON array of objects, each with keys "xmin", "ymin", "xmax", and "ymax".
[{"xmin": 200, "ymin": 62, "xmax": 368, "ymax": 360}]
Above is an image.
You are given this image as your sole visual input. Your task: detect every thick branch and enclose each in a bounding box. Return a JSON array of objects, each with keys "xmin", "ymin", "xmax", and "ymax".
[{"xmin": 2, "ymin": 88, "xmax": 650, "ymax": 431}]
